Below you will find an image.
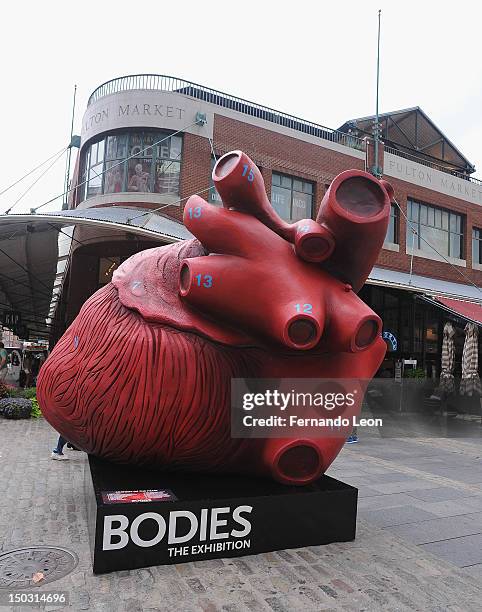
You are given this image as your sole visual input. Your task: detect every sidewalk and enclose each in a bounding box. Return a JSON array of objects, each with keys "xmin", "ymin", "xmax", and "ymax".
[{"xmin": 1, "ymin": 418, "xmax": 482, "ymax": 611}]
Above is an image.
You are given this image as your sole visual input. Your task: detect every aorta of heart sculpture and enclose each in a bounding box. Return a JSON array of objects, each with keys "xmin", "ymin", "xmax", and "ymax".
[{"xmin": 37, "ymin": 150, "xmax": 391, "ymax": 485}]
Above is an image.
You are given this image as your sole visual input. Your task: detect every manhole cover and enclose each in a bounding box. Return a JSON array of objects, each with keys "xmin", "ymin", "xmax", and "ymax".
[{"xmin": 0, "ymin": 546, "xmax": 78, "ymax": 589}]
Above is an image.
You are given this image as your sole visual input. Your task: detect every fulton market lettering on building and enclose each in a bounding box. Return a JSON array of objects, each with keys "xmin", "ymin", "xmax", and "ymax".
[
  {"xmin": 118, "ymin": 104, "xmax": 185, "ymax": 120},
  {"xmin": 83, "ymin": 103, "xmax": 186, "ymax": 133},
  {"xmin": 385, "ymin": 154, "xmax": 482, "ymax": 206}
]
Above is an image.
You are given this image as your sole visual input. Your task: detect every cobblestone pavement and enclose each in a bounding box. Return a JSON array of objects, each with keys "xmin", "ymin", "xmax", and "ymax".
[{"xmin": 1, "ymin": 418, "xmax": 482, "ymax": 611}]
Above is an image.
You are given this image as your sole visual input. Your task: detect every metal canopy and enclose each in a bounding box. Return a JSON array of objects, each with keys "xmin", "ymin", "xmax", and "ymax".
[
  {"xmin": 368, "ymin": 266, "xmax": 482, "ymax": 303},
  {"xmin": 339, "ymin": 107, "xmax": 475, "ymax": 174},
  {"xmin": 0, "ymin": 207, "xmax": 192, "ymax": 339}
]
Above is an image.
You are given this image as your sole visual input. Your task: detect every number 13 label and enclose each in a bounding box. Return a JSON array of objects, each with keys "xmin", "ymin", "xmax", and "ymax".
[{"xmin": 195, "ymin": 274, "xmax": 213, "ymax": 288}]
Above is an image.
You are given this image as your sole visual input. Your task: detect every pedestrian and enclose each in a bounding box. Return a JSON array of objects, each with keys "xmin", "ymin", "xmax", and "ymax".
[
  {"xmin": 51, "ymin": 435, "xmax": 69, "ymax": 460},
  {"xmin": 0, "ymin": 342, "xmax": 8, "ymax": 382},
  {"xmin": 346, "ymin": 426, "xmax": 358, "ymax": 444},
  {"xmin": 22, "ymin": 353, "xmax": 33, "ymax": 387}
]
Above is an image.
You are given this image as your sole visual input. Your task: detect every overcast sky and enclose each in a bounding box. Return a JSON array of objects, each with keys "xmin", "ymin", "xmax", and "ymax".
[{"xmin": 1, "ymin": 0, "xmax": 481, "ymax": 213}]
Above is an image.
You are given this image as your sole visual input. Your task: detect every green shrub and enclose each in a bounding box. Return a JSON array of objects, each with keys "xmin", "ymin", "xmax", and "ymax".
[
  {"xmin": 31, "ymin": 398, "xmax": 42, "ymax": 418},
  {"xmin": 21, "ymin": 387, "xmax": 38, "ymax": 400},
  {"xmin": 405, "ymin": 368, "xmax": 426, "ymax": 379}
]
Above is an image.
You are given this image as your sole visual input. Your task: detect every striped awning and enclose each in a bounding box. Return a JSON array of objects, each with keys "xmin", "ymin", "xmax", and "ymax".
[{"xmin": 419, "ymin": 295, "xmax": 482, "ymax": 326}]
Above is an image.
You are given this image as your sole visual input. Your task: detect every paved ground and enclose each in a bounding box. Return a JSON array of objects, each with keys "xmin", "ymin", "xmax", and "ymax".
[{"xmin": 1, "ymin": 418, "xmax": 482, "ymax": 611}]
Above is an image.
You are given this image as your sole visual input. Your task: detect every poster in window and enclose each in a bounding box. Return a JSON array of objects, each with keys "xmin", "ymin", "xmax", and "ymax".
[
  {"xmin": 143, "ymin": 133, "xmax": 156, "ymax": 158},
  {"xmin": 129, "ymin": 133, "xmax": 143, "ymax": 158},
  {"xmin": 127, "ymin": 159, "xmax": 151, "ymax": 193},
  {"xmin": 155, "ymin": 161, "xmax": 180, "ymax": 195},
  {"xmin": 210, "ymin": 158, "xmax": 222, "ymax": 205},
  {"xmin": 104, "ymin": 161, "xmax": 125, "ymax": 194},
  {"xmin": 271, "ymin": 185, "xmax": 291, "ymax": 221},
  {"xmin": 291, "ymin": 191, "xmax": 312, "ymax": 222},
  {"xmin": 210, "ymin": 187, "xmax": 223, "ymax": 205},
  {"xmin": 156, "ymin": 138, "xmax": 171, "ymax": 160}
]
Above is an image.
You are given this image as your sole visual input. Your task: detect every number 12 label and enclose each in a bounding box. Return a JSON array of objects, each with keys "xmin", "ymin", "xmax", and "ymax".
[{"xmin": 295, "ymin": 303, "xmax": 312, "ymax": 313}]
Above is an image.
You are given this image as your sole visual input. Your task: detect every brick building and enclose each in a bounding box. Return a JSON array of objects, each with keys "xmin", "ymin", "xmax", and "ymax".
[{"xmin": 55, "ymin": 74, "xmax": 482, "ymax": 378}]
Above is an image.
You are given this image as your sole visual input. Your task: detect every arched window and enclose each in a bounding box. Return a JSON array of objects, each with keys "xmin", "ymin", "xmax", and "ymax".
[{"xmin": 79, "ymin": 130, "xmax": 182, "ymax": 201}]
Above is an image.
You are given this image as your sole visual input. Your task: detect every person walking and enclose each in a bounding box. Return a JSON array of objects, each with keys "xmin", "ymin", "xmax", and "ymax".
[
  {"xmin": 0, "ymin": 343, "xmax": 8, "ymax": 382},
  {"xmin": 51, "ymin": 435, "xmax": 69, "ymax": 461},
  {"xmin": 346, "ymin": 427, "xmax": 358, "ymax": 444}
]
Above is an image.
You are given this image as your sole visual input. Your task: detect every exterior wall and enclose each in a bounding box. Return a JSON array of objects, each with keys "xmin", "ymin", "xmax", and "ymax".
[
  {"xmin": 378, "ymin": 175, "xmax": 482, "ymax": 286},
  {"xmin": 176, "ymin": 133, "xmax": 212, "ymax": 222},
  {"xmin": 212, "ymin": 115, "xmax": 365, "ymax": 219}
]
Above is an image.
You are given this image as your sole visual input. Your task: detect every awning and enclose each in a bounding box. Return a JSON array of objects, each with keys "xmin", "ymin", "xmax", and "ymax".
[
  {"xmin": 3, "ymin": 206, "xmax": 193, "ymax": 242},
  {"xmin": 419, "ymin": 295, "xmax": 482, "ymax": 326},
  {"xmin": 368, "ymin": 266, "xmax": 482, "ymax": 303},
  {"xmin": 0, "ymin": 207, "xmax": 192, "ymax": 339},
  {"xmin": 0, "ymin": 217, "xmax": 58, "ymax": 340}
]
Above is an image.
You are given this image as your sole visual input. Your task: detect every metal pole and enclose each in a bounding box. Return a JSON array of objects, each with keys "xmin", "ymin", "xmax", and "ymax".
[
  {"xmin": 374, "ymin": 9, "xmax": 381, "ymax": 177},
  {"xmin": 63, "ymin": 85, "xmax": 77, "ymax": 210}
]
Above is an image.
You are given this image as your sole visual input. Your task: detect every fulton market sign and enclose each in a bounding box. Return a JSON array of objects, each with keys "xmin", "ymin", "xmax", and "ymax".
[
  {"xmin": 385, "ymin": 152, "xmax": 482, "ymax": 206},
  {"xmin": 81, "ymin": 90, "xmax": 213, "ymax": 144},
  {"xmin": 83, "ymin": 103, "xmax": 187, "ymax": 133}
]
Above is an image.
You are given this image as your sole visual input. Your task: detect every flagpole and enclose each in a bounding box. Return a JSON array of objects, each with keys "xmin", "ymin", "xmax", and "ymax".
[
  {"xmin": 374, "ymin": 9, "xmax": 381, "ymax": 177},
  {"xmin": 63, "ymin": 84, "xmax": 77, "ymax": 210}
]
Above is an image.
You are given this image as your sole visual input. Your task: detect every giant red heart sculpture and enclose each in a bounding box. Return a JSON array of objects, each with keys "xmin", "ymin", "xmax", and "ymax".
[{"xmin": 37, "ymin": 151, "xmax": 390, "ymax": 485}]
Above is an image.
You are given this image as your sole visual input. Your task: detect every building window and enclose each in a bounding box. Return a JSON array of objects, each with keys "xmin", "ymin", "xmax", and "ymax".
[
  {"xmin": 209, "ymin": 157, "xmax": 223, "ymax": 206},
  {"xmin": 271, "ymin": 172, "xmax": 314, "ymax": 222},
  {"xmin": 472, "ymin": 228, "xmax": 482, "ymax": 265},
  {"xmin": 385, "ymin": 203, "xmax": 398, "ymax": 243},
  {"xmin": 406, "ymin": 199, "xmax": 463, "ymax": 259},
  {"xmin": 209, "ymin": 157, "xmax": 263, "ymax": 206},
  {"xmin": 80, "ymin": 130, "xmax": 182, "ymax": 201}
]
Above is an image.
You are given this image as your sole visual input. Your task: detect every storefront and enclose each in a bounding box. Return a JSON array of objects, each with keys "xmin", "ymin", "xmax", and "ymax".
[{"xmin": 362, "ymin": 283, "xmax": 482, "ymax": 386}]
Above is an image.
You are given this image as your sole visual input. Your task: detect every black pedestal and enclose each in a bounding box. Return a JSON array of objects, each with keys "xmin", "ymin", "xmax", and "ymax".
[{"xmin": 85, "ymin": 455, "xmax": 358, "ymax": 574}]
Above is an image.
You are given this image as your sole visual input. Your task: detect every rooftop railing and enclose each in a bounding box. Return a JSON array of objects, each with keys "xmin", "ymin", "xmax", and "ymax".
[{"xmin": 87, "ymin": 74, "xmax": 366, "ymax": 153}]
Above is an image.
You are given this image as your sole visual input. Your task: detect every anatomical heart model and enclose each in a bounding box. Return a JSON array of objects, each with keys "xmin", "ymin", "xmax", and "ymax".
[{"xmin": 37, "ymin": 151, "xmax": 391, "ymax": 485}]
